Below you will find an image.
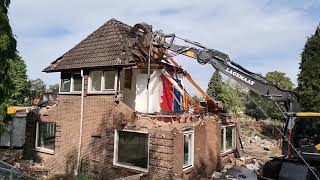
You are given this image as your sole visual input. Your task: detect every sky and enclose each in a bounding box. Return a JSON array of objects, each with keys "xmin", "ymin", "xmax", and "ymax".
[{"xmin": 8, "ymin": 0, "xmax": 320, "ymax": 94}]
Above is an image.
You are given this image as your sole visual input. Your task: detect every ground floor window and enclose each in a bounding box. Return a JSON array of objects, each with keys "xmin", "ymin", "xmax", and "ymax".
[
  {"xmin": 114, "ymin": 130, "xmax": 149, "ymax": 171},
  {"xmin": 183, "ymin": 129, "xmax": 194, "ymax": 169},
  {"xmin": 221, "ymin": 125, "xmax": 236, "ymax": 153},
  {"xmin": 35, "ymin": 122, "xmax": 56, "ymax": 153}
]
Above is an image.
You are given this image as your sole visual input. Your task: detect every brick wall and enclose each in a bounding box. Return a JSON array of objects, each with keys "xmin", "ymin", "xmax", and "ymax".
[{"xmin": 24, "ymin": 92, "xmax": 222, "ymax": 179}]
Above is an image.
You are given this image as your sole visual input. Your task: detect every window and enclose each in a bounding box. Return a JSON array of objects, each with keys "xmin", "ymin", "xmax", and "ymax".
[
  {"xmin": 104, "ymin": 70, "xmax": 116, "ymax": 90},
  {"xmin": 183, "ymin": 129, "xmax": 194, "ymax": 169},
  {"xmin": 60, "ymin": 73, "xmax": 82, "ymax": 93},
  {"xmin": 35, "ymin": 122, "xmax": 56, "ymax": 153},
  {"xmin": 221, "ymin": 125, "xmax": 236, "ymax": 153},
  {"xmin": 90, "ymin": 71, "xmax": 102, "ymax": 91},
  {"xmin": 72, "ymin": 73, "xmax": 82, "ymax": 91},
  {"xmin": 89, "ymin": 70, "xmax": 117, "ymax": 92},
  {"xmin": 124, "ymin": 69, "xmax": 132, "ymax": 89},
  {"xmin": 114, "ymin": 130, "xmax": 149, "ymax": 172}
]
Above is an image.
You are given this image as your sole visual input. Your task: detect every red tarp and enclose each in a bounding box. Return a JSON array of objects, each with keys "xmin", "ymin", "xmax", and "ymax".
[{"xmin": 160, "ymin": 74, "xmax": 173, "ymax": 111}]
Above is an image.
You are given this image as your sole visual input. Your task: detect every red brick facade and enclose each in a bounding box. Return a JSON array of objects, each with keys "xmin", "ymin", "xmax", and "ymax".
[{"xmin": 23, "ymin": 74, "xmax": 232, "ymax": 179}]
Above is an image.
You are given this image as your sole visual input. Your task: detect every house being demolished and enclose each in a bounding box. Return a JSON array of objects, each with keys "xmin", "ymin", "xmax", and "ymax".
[{"xmin": 23, "ymin": 19, "xmax": 239, "ymax": 179}]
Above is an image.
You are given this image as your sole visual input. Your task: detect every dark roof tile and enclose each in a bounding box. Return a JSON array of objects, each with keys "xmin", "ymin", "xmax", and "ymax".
[{"xmin": 43, "ymin": 18, "xmax": 137, "ymax": 72}]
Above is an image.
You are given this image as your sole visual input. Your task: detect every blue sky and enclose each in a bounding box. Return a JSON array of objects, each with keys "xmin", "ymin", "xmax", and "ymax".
[{"xmin": 8, "ymin": 0, "xmax": 320, "ymax": 94}]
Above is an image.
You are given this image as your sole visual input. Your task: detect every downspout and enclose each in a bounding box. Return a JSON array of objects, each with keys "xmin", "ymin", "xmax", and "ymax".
[{"xmin": 75, "ymin": 69, "xmax": 85, "ymax": 175}]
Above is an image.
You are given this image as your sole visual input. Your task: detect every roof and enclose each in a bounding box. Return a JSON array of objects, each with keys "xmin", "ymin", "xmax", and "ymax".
[{"xmin": 43, "ymin": 18, "xmax": 140, "ymax": 72}]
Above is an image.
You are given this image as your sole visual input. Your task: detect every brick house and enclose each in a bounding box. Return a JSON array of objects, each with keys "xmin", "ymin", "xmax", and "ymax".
[{"xmin": 23, "ymin": 19, "xmax": 239, "ymax": 179}]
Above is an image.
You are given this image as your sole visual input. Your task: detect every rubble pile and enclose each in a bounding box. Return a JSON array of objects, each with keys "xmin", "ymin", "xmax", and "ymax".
[
  {"xmin": 0, "ymin": 149, "xmax": 48, "ymax": 178},
  {"xmin": 212, "ymin": 117, "xmax": 282, "ymax": 179}
]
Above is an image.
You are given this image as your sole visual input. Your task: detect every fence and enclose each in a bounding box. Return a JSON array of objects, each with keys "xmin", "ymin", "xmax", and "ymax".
[{"xmin": 0, "ymin": 161, "xmax": 35, "ymax": 180}]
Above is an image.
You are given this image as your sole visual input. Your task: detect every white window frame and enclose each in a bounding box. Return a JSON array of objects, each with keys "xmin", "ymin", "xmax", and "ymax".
[
  {"xmin": 113, "ymin": 129, "xmax": 149, "ymax": 172},
  {"xmin": 221, "ymin": 125, "xmax": 236, "ymax": 154},
  {"xmin": 59, "ymin": 73, "xmax": 82, "ymax": 93},
  {"xmin": 183, "ymin": 129, "xmax": 194, "ymax": 170},
  {"xmin": 88, "ymin": 70, "xmax": 118, "ymax": 93},
  {"xmin": 35, "ymin": 121, "xmax": 56, "ymax": 154}
]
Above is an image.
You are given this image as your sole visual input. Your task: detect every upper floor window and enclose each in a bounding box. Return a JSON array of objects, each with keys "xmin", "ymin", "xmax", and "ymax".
[
  {"xmin": 60, "ymin": 73, "xmax": 82, "ymax": 93},
  {"xmin": 89, "ymin": 70, "xmax": 118, "ymax": 92},
  {"xmin": 221, "ymin": 125, "xmax": 236, "ymax": 153}
]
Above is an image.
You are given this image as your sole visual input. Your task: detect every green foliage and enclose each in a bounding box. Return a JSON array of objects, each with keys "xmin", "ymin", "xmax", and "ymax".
[
  {"xmin": 245, "ymin": 71, "xmax": 294, "ymax": 120},
  {"xmin": 207, "ymin": 71, "xmax": 244, "ymax": 114},
  {"xmin": 77, "ymin": 175, "xmax": 92, "ymax": 180},
  {"xmin": 29, "ymin": 79, "xmax": 46, "ymax": 101},
  {"xmin": 297, "ymin": 25, "xmax": 320, "ymax": 112},
  {"xmin": 0, "ymin": 0, "xmax": 16, "ymax": 127},
  {"xmin": 8, "ymin": 56, "xmax": 29, "ymax": 105},
  {"xmin": 0, "ymin": 0, "xmax": 16, "ymax": 99},
  {"xmin": 218, "ymin": 81, "xmax": 245, "ymax": 114},
  {"xmin": 206, "ymin": 70, "xmax": 223, "ymax": 98},
  {"xmin": 265, "ymin": 71, "xmax": 294, "ymax": 90}
]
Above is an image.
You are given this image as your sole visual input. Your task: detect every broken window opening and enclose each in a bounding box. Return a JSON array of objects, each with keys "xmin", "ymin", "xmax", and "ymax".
[
  {"xmin": 183, "ymin": 129, "xmax": 194, "ymax": 170},
  {"xmin": 35, "ymin": 122, "xmax": 56, "ymax": 153},
  {"xmin": 89, "ymin": 70, "xmax": 118, "ymax": 93},
  {"xmin": 124, "ymin": 69, "xmax": 132, "ymax": 89},
  {"xmin": 221, "ymin": 125, "xmax": 236, "ymax": 153},
  {"xmin": 60, "ymin": 73, "xmax": 82, "ymax": 93},
  {"xmin": 113, "ymin": 130, "xmax": 149, "ymax": 172}
]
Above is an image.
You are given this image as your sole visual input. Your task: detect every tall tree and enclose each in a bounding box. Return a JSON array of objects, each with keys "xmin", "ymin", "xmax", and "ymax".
[
  {"xmin": 298, "ymin": 25, "xmax": 320, "ymax": 112},
  {"xmin": 207, "ymin": 71, "xmax": 244, "ymax": 114},
  {"xmin": 206, "ymin": 71, "xmax": 223, "ymax": 99},
  {"xmin": 219, "ymin": 80, "xmax": 244, "ymax": 114},
  {"xmin": 0, "ymin": 0, "xmax": 16, "ymax": 127},
  {"xmin": 265, "ymin": 71, "xmax": 294, "ymax": 91},
  {"xmin": 0, "ymin": 0, "xmax": 16, "ymax": 97},
  {"xmin": 245, "ymin": 71, "xmax": 294, "ymax": 120},
  {"xmin": 8, "ymin": 56, "xmax": 29, "ymax": 105}
]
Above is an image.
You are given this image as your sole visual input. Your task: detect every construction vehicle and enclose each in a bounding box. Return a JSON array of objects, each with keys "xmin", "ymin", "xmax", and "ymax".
[{"xmin": 131, "ymin": 23, "xmax": 320, "ymax": 180}]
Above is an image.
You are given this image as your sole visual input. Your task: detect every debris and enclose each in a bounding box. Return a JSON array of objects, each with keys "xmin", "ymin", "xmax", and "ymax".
[
  {"xmin": 0, "ymin": 149, "xmax": 48, "ymax": 178},
  {"xmin": 211, "ymin": 171, "xmax": 222, "ymax": 179}
]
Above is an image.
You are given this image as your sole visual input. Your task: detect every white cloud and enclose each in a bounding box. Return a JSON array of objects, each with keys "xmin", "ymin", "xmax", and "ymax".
[{"xmin": 8, "ymin": 0, "xmax": 319, "ymax": 92}]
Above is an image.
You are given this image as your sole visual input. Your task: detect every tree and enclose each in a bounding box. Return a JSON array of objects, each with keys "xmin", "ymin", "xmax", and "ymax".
[
  {"xmin": 206, "ymin": 71, "xmax": 223, "ymax": 99},
  {"xmin": 265, "ymin": 71, "xmax": 294, "ymax": 90},
  {"xmin": 0, "ymin": 0, "xmax": 16, "ymax": 129},
  {"xmin": 8, "ymin": 56, "xmax": 29, "ymax": 105},
  {"xmin": 207, "ymin": 71, "xmax": 244, "ymax": 114},
  {"xmin": 29, "ymin": 79, "xmax": 46, "ymax": 103},
  {"xmin": 218, "ymin": 80, "xmax": 244, "ymax": 114},
  {"xmin": 245, "ymin": 71, "xmax": 294, "ymax": 120},
  {"xmin": 0, "ymin": 0, "xmax": 16, "ymax": 98},
  {"xmin": 297, "ymin": 25, "xmax": 320, "ymax": 112}
]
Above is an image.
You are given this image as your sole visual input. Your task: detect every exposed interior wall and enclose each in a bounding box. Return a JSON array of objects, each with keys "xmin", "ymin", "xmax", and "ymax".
[
  {"xmin": 120, "ymin": 68, "xmax": 163, "ymax": 113},
  {"xmin": 135, "ymin": 69, "xmax": 163, "ymax": 113}
]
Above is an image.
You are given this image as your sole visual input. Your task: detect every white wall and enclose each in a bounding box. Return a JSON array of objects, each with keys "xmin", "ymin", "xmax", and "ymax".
[{"xmin": 135, "ymin": 69, "xmax": 163, "ymax": 113}]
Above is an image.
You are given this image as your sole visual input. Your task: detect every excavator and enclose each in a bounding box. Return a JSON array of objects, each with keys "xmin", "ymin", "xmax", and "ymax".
[{"xmin": 131, "ymin": 23, "xmax": 320, "ymax": 180}]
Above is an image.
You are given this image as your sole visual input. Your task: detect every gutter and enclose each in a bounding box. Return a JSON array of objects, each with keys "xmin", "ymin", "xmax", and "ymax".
[{"xmin": 75, "ymin": 69, "xmax": 85, "ymax": 175}]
